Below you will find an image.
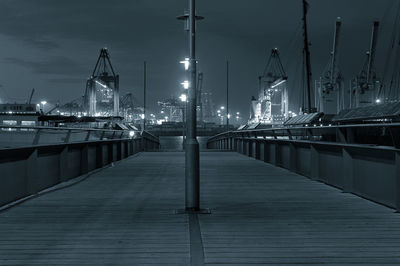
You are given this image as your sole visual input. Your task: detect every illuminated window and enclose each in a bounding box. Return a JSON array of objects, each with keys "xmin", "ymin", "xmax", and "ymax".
[
  {"xmin": 2, "ymin": 120, "xmax": 17, "ymax": 131},
  {"xmin": 21, "ymin": 121, "xmax": 36, "ymax": 131},
  {"xmin": 3, "ymin": 120, "xmax": 17, "ymax": 126}
]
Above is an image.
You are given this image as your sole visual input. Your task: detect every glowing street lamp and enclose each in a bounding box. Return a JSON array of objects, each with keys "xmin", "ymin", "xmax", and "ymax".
[
  {"xmin": 41, "ymin": 101, "xmax": 47, "ymax": 105},
  {"xmin": 180, "ymin": 93, "xmax": 187, "ymax": 102},
  {"xmin": 180, "ymin": 58, "xmax": 190, "ymax": 70},
  {"xmin": 181, "ymin": 80, "xmax": 190, "ymax": 89}
]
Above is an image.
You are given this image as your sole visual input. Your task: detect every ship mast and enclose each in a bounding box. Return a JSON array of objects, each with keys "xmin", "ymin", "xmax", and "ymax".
[{"xmin": 302, "ymin": 0, "xmax": 313, "ymax": 113}]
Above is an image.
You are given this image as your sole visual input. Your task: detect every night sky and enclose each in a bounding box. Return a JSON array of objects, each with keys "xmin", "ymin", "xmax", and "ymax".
[{"xmin": 0, "ymin": 0, "xmax": 395, "ymax": 117}]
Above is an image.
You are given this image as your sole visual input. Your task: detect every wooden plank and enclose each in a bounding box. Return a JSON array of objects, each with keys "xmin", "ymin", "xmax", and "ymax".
[
  {"xmin": 199, "ymin": 152, "xmax": 400, "ymax": 265},
  {"xmin": 1, "ymin": 151, "xmax": 400, "ymax": 265}
]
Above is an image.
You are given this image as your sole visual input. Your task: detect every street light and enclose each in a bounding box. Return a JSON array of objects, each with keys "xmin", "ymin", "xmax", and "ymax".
[
  {"xmin": 181, "ymin": 80, "xmax": 190, "ymax": 89},
  {"xmin": 180, "ymin": 58, "xmax": 190, "ymax": 70},
  {"xmin": 177, "ymin": 0, "xmax": 205, "ymax": 212},
  {"xmin": 180, "ymin": 93, "xmax": 187, "ymax": 102}
]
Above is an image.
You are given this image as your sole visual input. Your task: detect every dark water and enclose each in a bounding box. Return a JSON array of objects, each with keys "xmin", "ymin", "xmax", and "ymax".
[{"xmin": 159, "ymin": 136, "xmax": 209, "ymax": 151}]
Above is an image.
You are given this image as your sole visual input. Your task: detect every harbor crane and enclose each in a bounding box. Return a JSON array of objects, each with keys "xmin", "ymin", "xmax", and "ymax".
[
  {"xmin": 316, "ymin": 18, "xmax": 343, "ymax": 114},
  {"xmin": 84, "ymin": 48, "xmax": 119, "ymax": 116},
  {"xmin": 350, "ymin": 21, "xmax": 381, "ymax": 107},
  {"xmin": 256, "ymin": 48, "xmax": 288, "ymax": 124}
]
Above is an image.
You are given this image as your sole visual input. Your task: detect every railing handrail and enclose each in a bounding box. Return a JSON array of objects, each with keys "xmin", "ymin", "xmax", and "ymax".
[
  {"xmin": 0, "ymin": 125, "xmax": 140, "ymax": 133},
  {"xmin": 0, "ymin": 125, "xmax": 160, "ymax": 148},
  {"xmin": 208, "ymin": 122, "xmax": 400, "ymax": 141}
]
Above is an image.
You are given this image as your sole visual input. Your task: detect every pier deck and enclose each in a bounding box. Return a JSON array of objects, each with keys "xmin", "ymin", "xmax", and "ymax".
[{"xmin": 1, "ymin": 152, "xmax": 400, "ymax": 265}]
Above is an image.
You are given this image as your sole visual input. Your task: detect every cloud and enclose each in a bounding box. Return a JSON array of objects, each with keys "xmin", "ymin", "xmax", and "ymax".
[{"xmin": 4, "ymin": 56, "xmax": 89, "ymax": 76}]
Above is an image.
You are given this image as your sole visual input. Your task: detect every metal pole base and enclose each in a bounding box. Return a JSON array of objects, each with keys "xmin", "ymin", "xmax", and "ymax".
[
  {"xmin": 175, "ymin": 208, "xmax": 211, "ymax": 214},
  {"xmin": 185, "ymin": 139, "xmax": 200, "ymax": 209}
]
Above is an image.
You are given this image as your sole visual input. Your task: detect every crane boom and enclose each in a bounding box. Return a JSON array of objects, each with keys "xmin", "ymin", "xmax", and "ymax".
[
  {"xmin": 366, "ymin": 21, "xmax": 379, "ymax": 84},
  {"xmin": 329, "ymin": 18, "xmax": 342, "ymax": 86},
  {"xmin": 28, "ymin": 88, "xmax": 35, "ymax": 104}
]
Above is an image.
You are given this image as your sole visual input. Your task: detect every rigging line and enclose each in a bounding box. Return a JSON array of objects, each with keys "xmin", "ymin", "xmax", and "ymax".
[{"xmin": 382, "ymin": 0, "xmax": 400, "ymax": 86}]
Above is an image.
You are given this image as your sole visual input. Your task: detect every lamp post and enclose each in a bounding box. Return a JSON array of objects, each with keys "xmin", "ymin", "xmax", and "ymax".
[
  {"xmin": 177, "ymin": 0, "xmax": 204, "ymax": 212},
  {"xmin": 40, "ymin": 101, "xmax": 47, "ymax": 114},
  {"xmin": 226, "ymin": 61, "xmax": 229, "ymax": 131},
  {"xmin": 143, "ymin": 61, "xmax": 146, "ymax": 131}
]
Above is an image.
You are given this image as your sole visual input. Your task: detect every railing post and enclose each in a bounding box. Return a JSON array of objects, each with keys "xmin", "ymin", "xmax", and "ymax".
[
  {"xmin": 247, "ymin": 140, "xmax": 252, "ymax": 157},
  {"xmin": 80, "ymin": 144, "xmax": 89, "ymax": 174},
  {"xmin": 310, "ymin": 144, "xmax": 319, "ymax": 180},
  {"xmin": 32, "ymin": 129, "xmax": 41, "ymax": 145},
  {"xmin": 65, "ymin": 129, "xmax": 72, "ymax": 143},
  {"xmin": 273, "ymin": 142, "xmax": 279, "ymax": 166},
  {"xmin": 117, "ymin": 141, "xmax": 122, "ymax": 161},
  {"xmin": 96, "ymin": 143, "xmax": 104, "ymax": 168},
  {"xmin": 396, "ymin": 151, "xmax": 400, "ymax": 212},
  {"xmin": 59, "ymin": 146, "xmax": 69, "ymax": 182},
  {"xmin": 255, "ymin": 140, "xmax": 261, "ymax": 160},
  {"xmin": 26, "ymin": 148, "xmax": 38, "ymax": 194},
  {"xmin": 262, "ymin": 141, "xmax": 269, "ymax": 163},
  {"xmin": 108, "ymin": 142, "xmax": 114, "ymax": 163},
  {"xmin": 124, "ymin": 141, "xmax": 129, "ymax": 158},
  {"xmin": 289, "ymin": 143, "xmax": 297, "ymax": 173},
  {"xmin": 342, "ymin": 147, "xmax": 354, "ymax": 192}
]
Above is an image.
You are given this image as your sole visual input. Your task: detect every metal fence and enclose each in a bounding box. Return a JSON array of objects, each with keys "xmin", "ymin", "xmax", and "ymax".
[
  {"xmin": 0, "ymin": 127, "xmax": 159, "ymax": 207},
  {"xmin": 207, "ymin": 123, "xmax": 400, "ymax": 211}
]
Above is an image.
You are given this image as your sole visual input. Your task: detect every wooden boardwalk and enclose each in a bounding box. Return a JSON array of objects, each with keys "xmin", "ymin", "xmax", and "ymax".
[{"xmin": 1, "ymin": 152, "xmax": 400, "ymax": 265}]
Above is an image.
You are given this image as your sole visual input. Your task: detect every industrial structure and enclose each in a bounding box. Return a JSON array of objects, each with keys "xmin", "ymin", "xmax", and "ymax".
[
  {"xmin": 158, "ymin": 98, "xmax": 184, "ymax": 123},
  {"xmin": 350, "ymin": 21, "xmax": 381, "ymax": 108},
  {"xmin": 84, "ymin": 48, "xmax": 120, "ymax": 117},
  {"xmin": 316, "ymin": 18, "xmax": 344, "ymax": 114},
  {"xmin": 249, "ymin": 48, "xmax": 288, "ymax": 125}
]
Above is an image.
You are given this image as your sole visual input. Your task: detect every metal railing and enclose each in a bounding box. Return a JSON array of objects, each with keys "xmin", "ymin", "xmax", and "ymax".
[
  {"xmin": 207, "ymin": 123, "xmax": 400, "ymax": 212},
  {"xmin": 208, "ymin": 122, "xmax": 400, "ymax": 149},
  {"xmin": 0, "ymin": 125, "xmax": 144, "ymax": 148},
  {"xmin": 0, "ymin": 126, "xmax": 160, "ymax": 208}
]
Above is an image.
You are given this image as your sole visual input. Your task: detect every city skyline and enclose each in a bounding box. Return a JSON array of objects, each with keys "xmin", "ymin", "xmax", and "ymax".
[{"xmin": 0, "ymin": 0, "xmax": 394, "ymax": 118}]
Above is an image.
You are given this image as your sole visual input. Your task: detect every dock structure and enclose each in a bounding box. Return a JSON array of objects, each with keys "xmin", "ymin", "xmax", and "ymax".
[{"xmin": 1, "ymin": 151, "xmax": 400, "ymax": 265}]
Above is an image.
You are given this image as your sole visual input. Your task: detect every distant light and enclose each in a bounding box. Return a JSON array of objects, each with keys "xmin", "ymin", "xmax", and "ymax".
[
  {"xmin": 95, "ymin": 80, "xmax": 107, "ymax": 88},
  {"xmin": 36, "ymin": 104, "xmax": 40, "ymax": 107},
  {"xmin": 217, "ymin": 110, "xmax": 221, "ymax": 113},
  {"xmin": 41, "ymin": 101, "xmax": 47, "ymax": 105},
  {"xmin": 161, "ymin": 110, "xmax": 164, "ymax": 114},
  {"xmin": 180, "ymin": 58, "xmax": 190, "ymax": 70},
  {"xmin": 227, "ymin": 114, "xmax": 231, "ymax": 119},
  {"xmin": 271, "ymin": 79, "xmax": 286, "ymax": 89},
  {"xmin": 375, "ymin": 99, "xmax": 381, "ymax": 103},
  {"xmin": 220, "ymin": 106, "xmax": 225, "ymax": 110},
  {"xmin": 141, "ymin": 114, "xmax": 145, "ymax": 119},
  {"xmin": 179, "ymin": 93, "xmax": 187, "ymax": 102},
  {"xmin": 181, "ymin": 80, "xmax": 189, "ymax": 89},
  {"xmin": 236, "ymin": 112, "xmax": 240, "ymax": 115},
  {"xmin": 129, "ymin": 131, "xmax": 135, "ymax": 137}
]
